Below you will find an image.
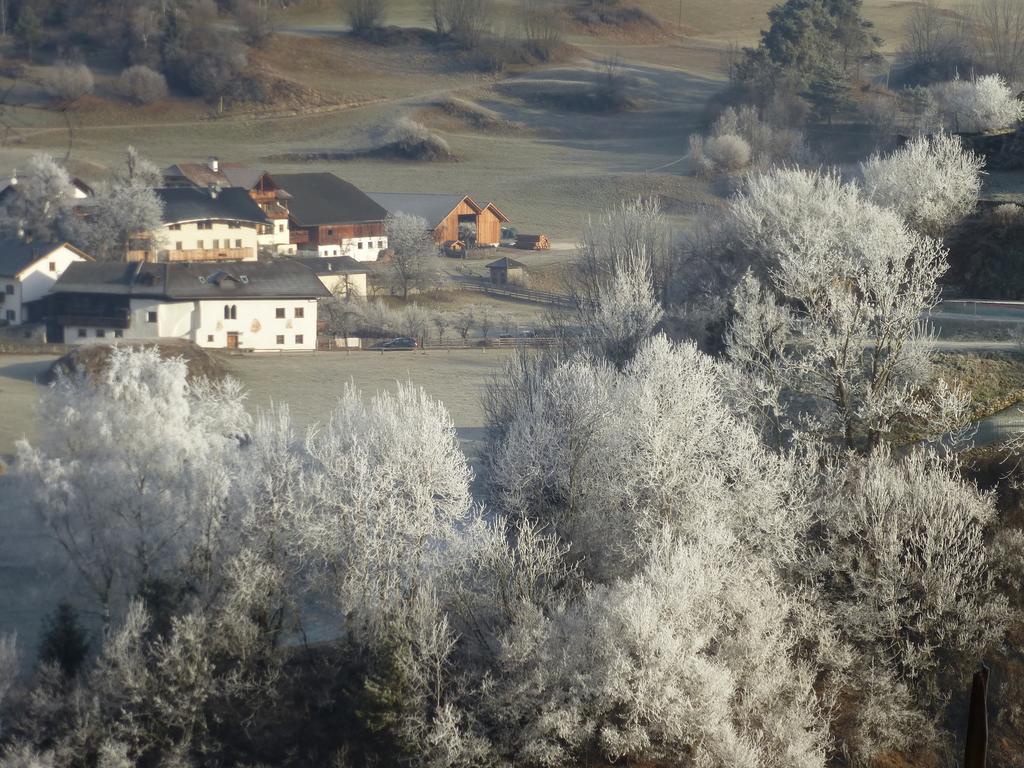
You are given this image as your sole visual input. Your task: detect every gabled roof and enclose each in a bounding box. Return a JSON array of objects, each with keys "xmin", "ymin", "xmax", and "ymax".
[
  {"xmin": 288, "ymin": 255, "xmax": 369, "ymax": 275},
  {"xmin": 156, "ymin": 187, "xmax": 270, "ymax": 226},
  {"xmin": 51, "ymin": 260, "xmax": 330, "ymax": 300},
  {"xmin": 481, "ymin": 202, "xmax": 510, "ymax": 222},
  {"xmin": 162, "ymin": 162, "xmax": 266, "ymax": 192},
  {"xmin": 368, "ymin": 193, "xmax": 480, "ymax": 227},
  {"xmin": 272, "ymin": 173, "xmax": 388, "ymax": 227},
  {"xmin": 487, "ymin": 256, "xmax": 525, "ymax": 270},
  {"xmin": 0, "ymin": 239, "xmax": 90, "ymax": 278}
]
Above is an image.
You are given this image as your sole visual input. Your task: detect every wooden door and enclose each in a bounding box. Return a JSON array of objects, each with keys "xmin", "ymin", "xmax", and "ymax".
[{"xmin": 226, "ymin": 332, "xmax": 239, "ymax": 349}]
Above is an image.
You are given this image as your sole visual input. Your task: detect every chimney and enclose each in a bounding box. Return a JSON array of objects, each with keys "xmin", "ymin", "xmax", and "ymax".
[
  {"xmin": 208, "ymin": 156, "xmax": 219, "ymax": 173},
  {"xmin": 208, "ymin": 183, "xmax": 220, "ymax": 199},
  {"xmin": 9, "ymin": 169, "xmax": 17, "ymax": 187}
]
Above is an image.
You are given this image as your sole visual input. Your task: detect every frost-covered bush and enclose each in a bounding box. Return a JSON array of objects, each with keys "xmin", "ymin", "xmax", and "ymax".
[
  {"xmin": 704, "ymin": 133, "xmax": 752, "ymax": 171},
  {"xmin": 928, "ymin": 74, "xmax": 1023, "ymax": 132},
  {"xmin": 582, "ymin": 254, "xmax": 663, "ymax": 366},
  {"xmin": 807, "ymin": 449, "xmax": 1010, "ymax": 760},
  {"xmin": 479, "ymin": 531, "xmax": 829, "ymax": 767},
  {"xmin": 41, "ymin": 64, "xmax": 94, "ymax": 104},
  {"xmin": 15, "ymin": 347, "xmax": 250, "ymax": 622},
  {"xmin": 860, "ymin": 132, "xmax": 985, "ymax": 236},
  {"xmin": 116, "ymin": 65, "xmax": 168, "ymax": 105},
  {"xmin": 488, "ymin": 335, "xmax": 810, "ymax": 582},
  {"xmin": 382, "ymin": 117, "xmax": 454, "ymax": 161},
  {"xmin": 690, "ymin": 105, "xmax": 808, "ymax": 175}
]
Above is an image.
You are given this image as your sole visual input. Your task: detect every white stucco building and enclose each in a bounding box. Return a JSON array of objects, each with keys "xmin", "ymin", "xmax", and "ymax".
[
  {"xmin": 46, "ymin": 260, "xmax": 329, "ymax": 351},
  {"xmin": 129, "ymin": 187, "xmax": 272, "ymax": 263},
  {"xmin": 0, "ymin": 240, "xmax": 90, "ymax": 326}
]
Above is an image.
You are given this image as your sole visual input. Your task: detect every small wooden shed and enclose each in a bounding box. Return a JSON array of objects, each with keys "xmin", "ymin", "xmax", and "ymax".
[{"xmin": 487, "ymin": 256, "xmax": 526, "ymax": 286}]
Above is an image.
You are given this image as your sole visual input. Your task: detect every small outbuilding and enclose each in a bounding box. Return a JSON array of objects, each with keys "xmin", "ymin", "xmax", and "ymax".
[{"xmin": 487, "ymin": 256, "xmax": 526, "ymax": 286}]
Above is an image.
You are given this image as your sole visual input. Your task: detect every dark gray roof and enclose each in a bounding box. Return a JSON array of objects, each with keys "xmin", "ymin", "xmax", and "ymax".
[
  {"xmin": 487, "ymin": 257, "xmax": 525, "ymax": 270},
  {"xmin": 51, "ymin": 260, "xmax": 330, "ymax": 300},
  {"xmin": 0, "ymin": 239, "xmax": 86, "ymax": 277},
  {"xmin": 289, "ymin": 255, "xmax": 368, "ymax": 275},
  {"xmin": 156, "ymin": 187, "xmax": 270, "ymax": 226},
  {"xmin": 272, "ymin": 173, "xmax": 387, "ymax": 226},
  {"xmin": 368, "ymin": 193, "xmax": 470, "ymax": 226}
]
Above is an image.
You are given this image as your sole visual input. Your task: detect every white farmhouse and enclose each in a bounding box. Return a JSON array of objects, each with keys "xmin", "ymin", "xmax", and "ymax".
[
  {"xmin": 44, "ymin": 260, "xmax": 329, "ymax": 351},
  {"xmin": 162, "ymin": 159, "xmax": 295, "ymax": 255},
  {"xmin": 0, "ymin": 240, "xmax": 90, "ymax": 326},
  {"xmin": 129, "ymin": 187, "xmax": 272, "ymax": 263}
]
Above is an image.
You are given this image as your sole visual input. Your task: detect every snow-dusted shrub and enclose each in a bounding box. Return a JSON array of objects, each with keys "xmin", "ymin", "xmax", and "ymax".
[
  {"xmin": 116, "ymin": 65, "xmax": 168, "ymax": 105},
  {"xmin": 704, "ymin": 133, "xmax": 752, "ymax": 171},
  {"xmin": 41, "ymin": 64, "xmax": 94, "ymax": 104},
  {"xmin": 860, "ymin": 132, "xmax": 985, "ymax": 235},
  {"xmin": 480, "ymin": 531, "xmax": 829, "ymax": 767},
  {"xmin": 382, "ymin": 117, "xmax": 454, "ymax": 161},
  {"xmin": 808, "ymin": 449, "xmax": 1010, "ymax": 759},
  {"xmin": 583, "ymin": 254, "xmax": 663, "ymax": 366},
  {"xmin": 690, "ymin": 105, "xmax": 809, "ymax": 176},
  {"xmin": 488, "ymin": 335, "xmax": 811, "ymax": 582},
  {"xmin": 15, "ymin": 347, "xmax": 250, "ymax": 622},
  {"xmin": 724, "ymin": 167, "xmax": 968, "ymax": 449},
  {"xmin": 928, "ymin": 74, "xmax": 1023, "ymax": 132}
]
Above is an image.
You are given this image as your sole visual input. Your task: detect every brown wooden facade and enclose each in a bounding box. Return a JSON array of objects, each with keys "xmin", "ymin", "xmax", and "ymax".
[
  {"xmin": 291, "ymin": 221, "xmax": 387, "ymax": 248},
  {"xmin": 427, "ymin": 197, "xmax": 510, "ymax": 247}
]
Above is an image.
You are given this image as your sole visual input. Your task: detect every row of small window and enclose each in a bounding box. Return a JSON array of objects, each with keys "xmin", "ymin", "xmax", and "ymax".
[
  {"xmin": 222, "ymin": 305, "xmax": 304, "ymax": 319},
  {"xmin": 169, "ymin": 222, "xmax": 242, "ymax": 231},
  {"xmin": 177, "ymin": 240, "xmax": 244, "ymax": 250},
  {"xmin": 77, "ymin": 328, "xmax": 123, "ymax": 339},
  {"xmin": 205, "ymin": 334, "xmax": 305, "ymax": 345}
]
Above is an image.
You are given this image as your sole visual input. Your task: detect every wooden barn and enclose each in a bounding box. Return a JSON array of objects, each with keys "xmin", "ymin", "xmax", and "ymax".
[{"xmin": 369, "ymin": 193, "xmax": 509, "ymax": 247}]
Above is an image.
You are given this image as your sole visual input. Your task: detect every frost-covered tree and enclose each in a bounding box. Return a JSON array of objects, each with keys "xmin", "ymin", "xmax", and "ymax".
[
  {"xmin": 0, "ymin": 634, "xmax": 16, "ymax": 739},
  {"xmin": 385, "ymin": 213, "xmax": 439, "ymax": 299},
  {"xmin": 806, "ymin": 448, "xmax": 1010, "ymax": 759},
  {"xmin": 574, "ymin": 197, "xmax": 673, "ymax": 308},
  {"xmin": 580, "ymin": 254, "xmax": 663, "ymax": 367},
  {"xmin": 477, "ymin": 531, "xmax": 829, "ymax": 767},
  {"xmin": 928, "ymin": 74, "xmax": 1023, "ymax": 132},
  {"xmin": 70, "ymin": 148, "xmax": 164, "ymax": 261},
  {"xmin": 488, "ymin": 336, "xmax": 811, "ymax": 583},
  {"xmin": 724, "ymin": 168, "xmax": 968, "ymax": 450},
  {"xmin": 0, "ymin": 154, "xmax": 76, "ymax": 241},
  {"xmin": 860, "ymin": 133, "xmax": 985, "ymax": 236},
  {"xmin": 15, "ymin": 348, "xmax": 250, "ymax": 623}
]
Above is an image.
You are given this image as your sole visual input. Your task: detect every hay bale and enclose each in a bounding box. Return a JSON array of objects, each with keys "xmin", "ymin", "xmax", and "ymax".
[{"xmin": 42, "ymin": 340, "xmax": 227, "ymax": 385}]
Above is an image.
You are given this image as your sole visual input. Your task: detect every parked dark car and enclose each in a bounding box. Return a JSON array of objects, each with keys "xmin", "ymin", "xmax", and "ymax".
[{"xmin": 369, "ymin": 337, "xmax": 419, "ymax": 351}]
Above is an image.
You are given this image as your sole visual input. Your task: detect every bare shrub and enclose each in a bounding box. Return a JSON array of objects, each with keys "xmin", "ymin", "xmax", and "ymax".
[
  {"xmin": 233, "ymin": 0, "xmax": 276, "ymax": 47},
  {"xmin": 343, "ymin": 0, "xmax": 386, "ymax": 37},
  {"xmin": 381, "ymin": 117, "xmax": 454, "ymax": 161},
  {"xmin": 116, "ymin": 65, "xmax": 168, "ymax": 105},
  {"xmin": 520, "ymin": 0, "xmax": 563, "ymax": 57},
  {"xmin": 41, "ymin": 64, "xmax": 94, "ymax": 104},
  {"xmin": 431, "ymin": 0, "xmax": 494, "ymax": 48},
  {"xmin": 437, "ymin": 96, "xmax": 518, "ymax": 131}
]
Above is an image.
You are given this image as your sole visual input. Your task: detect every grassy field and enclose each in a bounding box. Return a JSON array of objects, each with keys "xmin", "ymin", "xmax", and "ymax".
[{"xmin": 0, "ymin": 0, "xmax": 940, "ymax": 245}]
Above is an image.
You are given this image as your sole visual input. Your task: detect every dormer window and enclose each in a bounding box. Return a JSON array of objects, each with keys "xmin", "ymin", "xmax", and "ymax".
[{"xmin": 48, "ymin": 261, "xmax": 56, "ymax": 272}]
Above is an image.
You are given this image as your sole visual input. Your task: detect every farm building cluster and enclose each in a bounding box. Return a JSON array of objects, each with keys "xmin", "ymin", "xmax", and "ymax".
[{"xmin": 0, "ymin": 158, "xmax": 519, "ymax": 351}]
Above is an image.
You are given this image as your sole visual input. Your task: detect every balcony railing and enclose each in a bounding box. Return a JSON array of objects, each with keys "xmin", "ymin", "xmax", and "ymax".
[{"xmin": 163, "ymin": 247, "xmax": 254, "ymax": 262}]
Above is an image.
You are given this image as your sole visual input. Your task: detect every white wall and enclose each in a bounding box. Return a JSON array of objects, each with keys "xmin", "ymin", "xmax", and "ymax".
[
  {"xmin": 303, "ymin": 236, "xmax": 387, "ymax": 261},
  {"xmin": 317, "ymin": 272, "xmax": 367, "ymax": 298},
  {"xmin": 162, "ymin": 220, "xmax": 260, "ymax": 260},
  {"xmin": 2, "ymin": 245, "xmax": 86, "ymax": 325},
  {"xmin": 65, "ymin": 297, "xmax": 319, "ymax": 351},
  {"xmin": 257, "ymin": 219, "xmax": 294, "ymax": 254},
  {"xmin": 195, "ymin": 298, "xmax": 319, "ymax": 351}
]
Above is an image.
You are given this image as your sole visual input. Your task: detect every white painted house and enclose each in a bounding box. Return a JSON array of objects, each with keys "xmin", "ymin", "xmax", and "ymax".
[
  {"xmin": 129, "ymin": 188, "xmax": 271, "ymax": 263},
  {"xmin": 162, "ymin": 159, "xmax": 296, "ymax": 255},
  {"xmin": 0, "ymin": 240, "xmax": 90, "ymax": 325},
  {"xmin": 45, "ymin": 260, "xmax": 329, "ymax": 351}
]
